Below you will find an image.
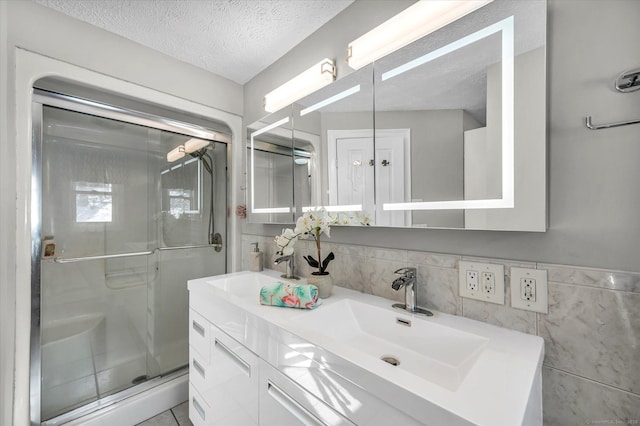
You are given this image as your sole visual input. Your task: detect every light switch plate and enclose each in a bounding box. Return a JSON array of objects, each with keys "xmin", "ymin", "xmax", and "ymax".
[
  {"xmin": 458, "ymin": 260, "xmax": 505, "ymax": 305},
  {"xmin": 510, "ymin": 267, "xmax": 548, "ymax": 314}
]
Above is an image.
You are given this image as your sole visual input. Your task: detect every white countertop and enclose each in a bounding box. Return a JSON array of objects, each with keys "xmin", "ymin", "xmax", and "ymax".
[{"xmin": 189, "ymin": 269, "xmax": 544, "ymax": 426}]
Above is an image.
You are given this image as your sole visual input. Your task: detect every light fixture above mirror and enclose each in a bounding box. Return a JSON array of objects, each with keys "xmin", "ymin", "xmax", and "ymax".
[
  {"xmin": 346, "ymin": 0, "xmax": 494, "ymax": 70},
  {"xmin": 264, "ymin": 59, "xmax": 336, "ymax": 113}
]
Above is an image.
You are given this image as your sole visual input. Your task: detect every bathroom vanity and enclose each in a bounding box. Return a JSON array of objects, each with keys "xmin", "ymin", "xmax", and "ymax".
[{"xmin": 188, "ymin": 270, "xmax": 544, "ymax": 425}]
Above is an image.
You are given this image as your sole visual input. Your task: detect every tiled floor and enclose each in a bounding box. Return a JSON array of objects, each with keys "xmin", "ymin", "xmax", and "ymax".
[{"xmin": 136, "ymin": 401, "xmax": 192, "ymax": 426}]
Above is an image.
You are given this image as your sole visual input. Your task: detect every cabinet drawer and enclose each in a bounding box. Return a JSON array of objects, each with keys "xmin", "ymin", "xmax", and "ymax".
[
  {"xmin": 189, "ymin": 384, "xmax": 210, "ymax": 426},
  {"xmin": 189, "ymin": 324, "xmax": 259, "ymax": 425},
  {"xmin": 260, "ymin": 360, "xmax": 356, "ymax": 426},
  {"xmin": 189, "ymin": 309, "xmax": 211, "ymax": 362}
]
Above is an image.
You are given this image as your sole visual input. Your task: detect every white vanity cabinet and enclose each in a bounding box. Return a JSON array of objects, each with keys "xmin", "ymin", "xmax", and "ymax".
[{"xmin": 188, "ymin": 309, "xmax": 259, "ymax": 426}]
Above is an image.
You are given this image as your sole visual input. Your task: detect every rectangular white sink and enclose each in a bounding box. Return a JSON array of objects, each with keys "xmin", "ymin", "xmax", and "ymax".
[{"xmin": 291, "ymin": 299, "xmax": 487, "ymax": 391}]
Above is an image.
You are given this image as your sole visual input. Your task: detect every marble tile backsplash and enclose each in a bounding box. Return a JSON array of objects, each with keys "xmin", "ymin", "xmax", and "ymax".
[{"xmin": 241, "ymin": 234, "xmax": 640, "ymax": 425}]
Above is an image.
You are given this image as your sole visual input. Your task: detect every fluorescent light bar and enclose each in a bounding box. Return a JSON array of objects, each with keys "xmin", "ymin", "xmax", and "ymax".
[
  {"xmin": 299, "ymin": 85, "xmax": 361, "ymax": 116},
  {"xmin": 383, "ymin": 199, "xmax": 513, "ymax": 211},
  {"xmin": 251, "ymin": 117, "xmax": 290, "ymax": 139},
  {"xmin": 302, "ymin": 205, "xmax": 362, "ymax": 213},
  {"xmin": 253, "ymin": 208, "xmax": 292, "ymax": 214},
  {"xmin": 346, "ymin": 0, "xmax": 494, "ymax": 70},
  {"xmin": 184, "ymin": 138, "xmax": 210, "ymax": 153},
  {"xmin": 167, "ymin": 145, "xmax": 185, "ymax": 162},
  {"xmin": 264, "ymin": 59, "xmax": 336, "ymax": 113}
]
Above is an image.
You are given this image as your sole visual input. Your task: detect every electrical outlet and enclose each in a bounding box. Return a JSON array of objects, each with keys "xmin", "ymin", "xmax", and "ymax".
[
  {"xmin": 511, "ymin": 267, "xmax": 548, "ymax": 313},
  {"xmin": 482, "ymin": 272, "xmax": 495, "ymax": 294},
  {"xmin": 459, "ymin": 261, "xmax": 504, "ymax": 304},
  {"xmin": 520, "ymin": 278, "xmax": 536, "ymax": 301},
  {"xmin": 467, "ymin": 270, "xmax": 479, "ymax": 292}
]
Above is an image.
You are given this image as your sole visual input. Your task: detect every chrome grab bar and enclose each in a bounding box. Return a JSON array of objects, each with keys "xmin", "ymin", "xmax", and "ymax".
[
  {"xmin": 585, "ymin": 115, "xmax": 640, "ymax": 130},
  {"xmin": 156, "ymin": 243, "xmax": 221, "ymax": 251},
  {"xmin": 53, "ymin": 244, "xmax": 222, "ymax": 263},
  {"xmin": 54, "ymin": 250, "xmax": 154, "ymax": 263}
]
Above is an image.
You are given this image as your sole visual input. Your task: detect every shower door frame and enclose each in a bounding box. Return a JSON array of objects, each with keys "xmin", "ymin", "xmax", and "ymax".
[{"xmin": 30, "ymin": 89, "xmax": 231, "ymax": 425}]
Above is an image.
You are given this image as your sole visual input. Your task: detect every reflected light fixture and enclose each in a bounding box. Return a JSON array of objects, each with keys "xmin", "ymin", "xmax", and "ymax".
[
  {"xmin": 166, "ymin": 145, "xmax": 186, "ymax": 162},
  {"xmin": 184, "ymin": 138, "xmax": 210, "ymax": 153},
  {"xmin": 346, "ymin": 0, "xmax": 494, "ymax": 70},
  {"xmin": 264, "ymin": 59, "xmax": 336, "ymax": 113},
  {"xmin": 302, "ymin": 205, "xmax": 362, "ymax": 213},
  {"xmin": 166, "ymin": 138, "xmax": 212, "ymax": 163},
  {"xmin": 299, "ymin": 85, "xmax": 361, "ymax": 117}
]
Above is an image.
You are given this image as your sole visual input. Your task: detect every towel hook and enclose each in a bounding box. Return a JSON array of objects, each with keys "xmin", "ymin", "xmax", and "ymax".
[{"xmin": 615, "ymin": 68, "xmax": 640, "ymax": 93}]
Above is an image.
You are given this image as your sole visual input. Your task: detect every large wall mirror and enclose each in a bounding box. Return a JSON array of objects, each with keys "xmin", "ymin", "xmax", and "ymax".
[{"xmin": 247, "ymin": 0, "xmax": 547, "ymax": 231}]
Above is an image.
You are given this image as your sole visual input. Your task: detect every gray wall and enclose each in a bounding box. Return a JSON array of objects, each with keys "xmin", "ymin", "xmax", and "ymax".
[{"xmin": 243, "ymin": 0, "xmax": 640, "ymax": 274}]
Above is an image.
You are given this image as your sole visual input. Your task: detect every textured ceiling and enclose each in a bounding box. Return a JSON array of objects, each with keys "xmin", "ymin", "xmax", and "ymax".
[{"xmin": 33, "ymin": 0, "xmax": 354, "ymax": 84}]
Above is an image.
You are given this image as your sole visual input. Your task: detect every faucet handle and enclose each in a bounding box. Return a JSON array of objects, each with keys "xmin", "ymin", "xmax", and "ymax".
[{"xmin": 394, "ymin": 267, "xmax": 416, "ymax": 277}]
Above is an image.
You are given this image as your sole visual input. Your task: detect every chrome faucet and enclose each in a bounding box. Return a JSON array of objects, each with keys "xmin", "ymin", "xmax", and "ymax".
[
  {"xmin": 274, "ymin": 255, "xmax": 299, "ymax": 280},
  {"xmin": 391, "ymin": 267, "xmax": 433, "ymax": 316}
]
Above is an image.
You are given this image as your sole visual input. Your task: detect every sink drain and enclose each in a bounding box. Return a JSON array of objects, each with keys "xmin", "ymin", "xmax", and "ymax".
[{"xmin": 380, "ymin": 355, "xmax": 400, "ymax": 366}]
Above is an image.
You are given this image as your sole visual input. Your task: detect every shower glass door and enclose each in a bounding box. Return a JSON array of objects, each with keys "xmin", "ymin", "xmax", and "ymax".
[{"xmin": 37, "ymin": 103, "xmax": 227, "ymax": 421}]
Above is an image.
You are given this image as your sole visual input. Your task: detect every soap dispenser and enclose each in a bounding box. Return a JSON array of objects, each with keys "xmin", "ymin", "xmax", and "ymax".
[{"xmin": 249, "ymin": 243, "xmax": 263, "ymax": 272}]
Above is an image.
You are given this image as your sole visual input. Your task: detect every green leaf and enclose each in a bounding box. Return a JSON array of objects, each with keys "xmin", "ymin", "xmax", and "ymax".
[{"xmin": 320, "ymin": 252, "xmax": 335, "ymax": 273}]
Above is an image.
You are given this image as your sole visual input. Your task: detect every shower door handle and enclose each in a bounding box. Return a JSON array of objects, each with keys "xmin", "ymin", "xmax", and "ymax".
[
  {"xmin": 54, "ymin": 250, "xmax": 154, "ymax": 263},
  {"xmin": 54, "ymin": 244, "xmax": 223, "ymax": 263}
]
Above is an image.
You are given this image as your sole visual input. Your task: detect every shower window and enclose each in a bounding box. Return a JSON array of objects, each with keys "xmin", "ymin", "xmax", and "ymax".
[
  {"xmin": 75, "ymin": 182, "xmax": 113, "ymax": 223},
  {"xmin": 162, "ymin": 157, "xmax": 201, "ymax": 218}
]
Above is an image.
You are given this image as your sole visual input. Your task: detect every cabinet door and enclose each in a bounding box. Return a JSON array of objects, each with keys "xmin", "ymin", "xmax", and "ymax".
[
  {"xmin": 190, "ymin": 309, "xmax": 211, "ymax": 362},
  {"xmin": 191, "ymin": 323, "xmax": 259, "ymax": 425},
  {"xmin": 259, "ymin": 360, "xmax": 355, "ymax": 426}
]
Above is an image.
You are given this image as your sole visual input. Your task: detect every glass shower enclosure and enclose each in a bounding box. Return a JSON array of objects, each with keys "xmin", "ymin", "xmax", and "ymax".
[{"xmin": 30, "ymin": 89, "xmax": 229, "ymax": 423}]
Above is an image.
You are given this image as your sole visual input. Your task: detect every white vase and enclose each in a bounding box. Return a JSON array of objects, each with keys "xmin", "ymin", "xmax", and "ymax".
[{"xmin": 307, "ymin": 273, "xmax": 333, "ymax": 298}]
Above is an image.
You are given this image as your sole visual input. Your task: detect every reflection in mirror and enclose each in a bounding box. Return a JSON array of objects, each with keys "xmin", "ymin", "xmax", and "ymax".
[
  {"xmin": 373, "ymin": 0, "xmax": 545, "ymax": 229},
  {"xmin": 247, "ymin": 107, "xmax": 295, "ymax": 224},
  {"xmin": 292, "ymin": 63, "xmax": 375, "ymax": 223}
]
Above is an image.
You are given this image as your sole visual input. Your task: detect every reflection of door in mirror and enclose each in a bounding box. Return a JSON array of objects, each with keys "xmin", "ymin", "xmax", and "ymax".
[
  {"xmin": 328, "ymin": 129, "xmax": 410, "ymax": 227},
  {"xmin": 335, "ymin": 134, "xmax": 374, "ymax": 216},
  {"xmin": 374, "ymin": 131, "xmax": 411, "ymax": 227}
]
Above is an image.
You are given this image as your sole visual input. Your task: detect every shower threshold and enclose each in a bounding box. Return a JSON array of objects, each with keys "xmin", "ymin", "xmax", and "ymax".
[{"xmin": 41, "ymin": 367, "xmax": 188, "ymax": 426}]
